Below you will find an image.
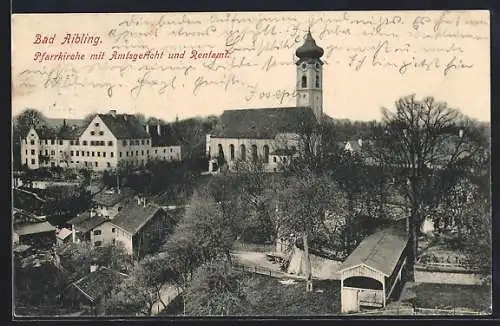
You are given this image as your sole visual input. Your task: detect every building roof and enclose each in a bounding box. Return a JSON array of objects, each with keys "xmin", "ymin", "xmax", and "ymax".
[
  {"xmin": 110, "ymin": 202, "xmax": 163, "ymax": 235},
  {"xmin": 345, "ymin": 141, "xmax": 362, "ymax": 152},
  {"xmin": 56, "ymin": 228, "xmax": 73, "ymax": 240},
  {"xmin": 92, "ymin": 188, "xmax": 135, "ymax": 207},
  {"xmin": 147, "ymin": 124, "xmax": 180, "ymax": 147},
  {"xmin": 72, "ymin": 266, "xmax": 127, "ymax": 302},
  {"xmin": 97, "ymin": 113, "xmax": 150, "ymax": 139},
  {"xmin": 340, "ymin": 226, "xmax": 409, "ymax": 276},
  {"xmin": 68, "ymin": 212, "xmax": 107, "ymax": 234},
  {"xmin": 213, "ymin": 107, "xmax": 318, "ymax": 139},
  {"xmin": 295, "ymin": 31, "xmax": 324, "ymax": 60},
  {"xmin": 14, "ymin": 221, "xmax": 56, "ymax": 236}
]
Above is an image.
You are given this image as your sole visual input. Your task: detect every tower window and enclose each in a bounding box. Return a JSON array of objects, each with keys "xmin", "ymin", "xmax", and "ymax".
[
  {"xmin": 301, "ymin": 76, "xmax": 307, "ymax": 88},
  {"xmin": 230, "ymin": 144, "xmax": 235, "ymax": 160},
  {"xmin": 316, "ymin": 75, "xmax": 320, "ymax": 88}
]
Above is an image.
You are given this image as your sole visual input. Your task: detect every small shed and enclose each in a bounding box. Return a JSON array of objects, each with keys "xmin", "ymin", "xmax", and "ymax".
[{"xmin": 339, "ymin": 226, "xmax": 409, "ymax": 313}]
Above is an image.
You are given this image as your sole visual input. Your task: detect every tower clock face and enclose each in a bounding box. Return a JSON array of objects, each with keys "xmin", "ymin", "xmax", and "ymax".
[{"xmin": 301, "ymin": 63, "xmax": 307, "ymax": 70}]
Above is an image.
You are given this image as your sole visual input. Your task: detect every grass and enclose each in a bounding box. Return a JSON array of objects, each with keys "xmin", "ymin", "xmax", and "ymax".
[
  {"xmin": 409, "ymin": 283, "xmax": 491, "ymax": 311},
  {"xmin": 241, "ymin": 275, "xmax": 341, "ymax": 316}
]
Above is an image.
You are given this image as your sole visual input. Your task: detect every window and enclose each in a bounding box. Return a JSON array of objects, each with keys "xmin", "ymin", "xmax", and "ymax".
[
  {"xmin": 87, "ymin": 151, "xmax": 90, "ymax": 156},
  {"xmin": 136, "ymin": 151, "xmax": 138, "ymax": 156},
  {"xmin": 316, "ymin": 74, "xmax": 320, "ymax": 88},
  {"xmin": 51, "ymin": 140, "xmax": 55, "ymax": 145},
  {"xmin": 170, "ymin": 148, "xmax": 173, "ymax": 152},
  {"xmin": 92, "ymin": 151, "xmax": 95, "ymax": 157},
  {"xmin": 155, "ymin": 149, "xmax": 158, "ymax": 154},
  {"xmin": 76, "ymin": 151, "xmax": 79, "ymax": 156},
  {"xmin": 31, "ymin": 149, "xmax": 35, "ymax": 155},
  {"xmin": 163, "ymin": 149, "xmax": 166, "ymax": 153},
  {"xmin": 25, "ymin": 159, "xmax": 28, "ymax": 164},
  {"xmin": 119, "ymin": 152, "xmax": 122, "ymax": 157},
  {"xmin": 51, "ymin": 150, "xmax": 55, "ymax": 155},
  {"xmin": 31, "ymin": 159, "xmax": 35, "ymax": 165},
  {"xmin": 94, "ymin": 241, "xmax": 102, "ymax": 247},
  {"xmin": 94, "ymin": 230, "xmax": 101, "ymax": 235},
  {"xmin": 81, "ymin": 151, "xmax": 85, "ymax": 156},
  {"xmin": 273, "ymin": 157, "xmax": 277, "ymax": 163},
  {"xmin": 230, "ymin": 144, "xmax": 235, "ymax": 160},
  {"xmin": 84, "ymin": 162, "xmax": 88, "ymax": 167},
  {"xmin": 70, "ymin": 150, "xmax": 74, "ymax": 156},
  {"xmin": 146, "ymin": 140, "xmax": 149, "ymax": 145},
  {"xmin": 25, "ymin": 150, "xmax": 27, "ymax": 155},
  {"xmin": 111, "ymin": 152, "xmax": 114, "ymax": 158},
  {"xmin": 103, "ymin": 152, "xmax": 106, "ymax": 158},
  {"xmin": 95, "ymin": 162, "xmax": 98, "ymax": 167},
  {"xmin": 97, "ymin": 152, "xmax": 101, "ymax": 157},
  {"xmin": 95, "ymin": 122, "xmax": 100, "ymax": 127},
  {"xmin": 126, "ymin": 151, "xmax": 129, "ymax": 157},
  {"xmin": 141, "ymin": 140, "xmax": 145, "ymax": 145},
  {"xmin": 112, "ymin": 239, "xmax": 116, "ymax": 245},
  {"xmin": 123, "ymin": 140, "xmax": 127, "ymax": 146},
  {"xmin": 76, "ymin": 161, "xmax": 79, "ymax": 164},
  {"xmin": 141, "ymin": 150, "xmax": 144, "ymax": 156},
  {"xmin": 45, "ymin": 150, "xmax": 48, "ymax": 155},
  {"xmin": 59, "ymin": 150, "xmax": 63, "ymax": 155},
  {"xmin": 107, "ymin": 162, "xmax": 111, "ymax": 167},
  {"xmin": 45, "ymin": 140, "xmax": 48, "ymax": 144},
  {"xmin": 59, "ymin": 140, "xmax": 63, "ymax": 145},
  {"xmin": 108, "ymin": 141, "xmax": 113, "ymax": 146},
  {"xmin": 99, "ymin": 131, "xmax": 104, "ymax": 136},
  {"xmin": 75, "ymin": 140, "xmax": 80, "ymax": 145},
  {"xmin": 71, "ymin": 161, "xmax": 74, "ymax": 164},
  {"xmin": 252, "ymin": 144, "xmax": 258, "ymax": 162},
  {"xmin": 301, "ymin": 75, "xmax": 307, "ymax": 88},
  {"xmin": 70, "ymin": 141, "xmax": 74, "ymax": 145},
  {"xmin": 263, "ymin": 145, "xmax": 269, "ymax": 163},
  {"xmin": 39, "ymin": 150, "xmax": 42, "ymax": 155},
  {"xmin": 218, "ymin": 144, "xmax": 224, "ymax": 158},
  {"xmin": 83, "ymin": 141, "xmax": 88, "ymax": 145},
  {"xmin": 112, "ymin": 228, "xmax": 116, "ymax": 233},
  {"xmin": 90, "ymin": 131, "xmax": 95, "ymax": 135},
  {"xmin": 90, "ymin": 141, "xmax": 95, "ymax": 146},
  {"xmin": 240, "ymin": 144, "xmax": 246, "ymax": 161},
  {"xmin": 30, "ymin": 140, "xmax": 35, "ymax": 145},
  {"xmin": 146, "ymin": 150, "xmax": 149, "ymax": 155}
]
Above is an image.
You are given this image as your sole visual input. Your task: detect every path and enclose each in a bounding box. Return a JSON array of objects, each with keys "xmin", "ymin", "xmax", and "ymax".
[{"xmin": 151, "ymin": 283, "xmax": 183, "ymax": 316}]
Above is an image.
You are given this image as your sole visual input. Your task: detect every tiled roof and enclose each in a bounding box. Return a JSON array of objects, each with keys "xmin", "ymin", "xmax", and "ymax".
[
  {"xmin": 98, "ymin": 113, "xmax": 150, "ymax": 139},
  {"xmin": 72, "ymin": 267, "xmax": 127, "ymax": 302},
  {"xmin": 56, "ymin": 228, "xmax": 73, "ymax": 240},
  {"xmin": 340, "ymin": 226, "xmax": 409, "ymax": 276},
  {"xmin": 212, "ymin": 107, "xmax": 318, "ymax": 139},
  {"xmin": 57, "ymin": 125, "xmax": 85, "ymax": 140},
  {"xmin": 68, "ymin": 211, "xmax": 107, "ymax": 234},
  {"xmin": 110, "ymin": 202, "xmax": 163, "ymax": 235},
  {"xmin": 147, "ymin": 124, "xmax": 180, "ymax": 147},
  {"xmin": 14, "ymin": 221, "xmax": 56, "ymax": 236},
  {"xmin": 92, "ymin": 188, "xmax": 135, "ymax": 207}
]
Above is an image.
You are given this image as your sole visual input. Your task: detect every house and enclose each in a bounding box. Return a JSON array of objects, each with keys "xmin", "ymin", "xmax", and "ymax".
[
  {"xmin": 65, "ymin": 264, "xmax": 128, "ymax": 316},
  {"xmin": 206, "ymin": 31, "xmax": 325, "ymax": 173},
  {"xmin": 146, "ymin": 124, "xmax": 182, "ymax": 161},
  {"xmin": 20, "ymin": 111, "xmax": 182, "ymax": 171},
  {"xmin": 92, "ymin": 187, "xmax": 135, "ymax": 219},
  {"xmin": 94, "ymin": 199, "xmax": 170, "ymax": 257},
  {"xmin": 13, "ymin": 207, "xmax": 56, "ymax": 248},
  {"xmin": 68, "ymin": 211, "xmax": 108, "ymax": 243},
  {"xmin": 56, "ymin": 227, "xmax": 73, "ymax": 245}
]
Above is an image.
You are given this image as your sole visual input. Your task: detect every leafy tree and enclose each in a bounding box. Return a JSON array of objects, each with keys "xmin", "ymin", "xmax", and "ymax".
[{"xmin": 184, "ymin": 260, "xmax": 249, "ymax": 316}]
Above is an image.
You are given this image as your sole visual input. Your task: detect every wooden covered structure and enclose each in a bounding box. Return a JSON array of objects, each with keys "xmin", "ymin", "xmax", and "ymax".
[{"xmin": 339, "ymin": 226, "xmax": 409, "ymax": 313}]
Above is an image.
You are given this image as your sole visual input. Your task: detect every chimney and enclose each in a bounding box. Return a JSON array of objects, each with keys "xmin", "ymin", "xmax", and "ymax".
[
  {"xmin": 358, "ymin": 138, "xmax": 363, "ymax": 147},
  {"xmin": 109, "ymin": 109, "xmax": 117, "ymax": 117},
  {"xmin": 145, "ymin": 124, "xmax": 150, "ymax": 134},
  {"xmin": 157, "ymin": 124, "xmax": 161, "ymax": 136}
]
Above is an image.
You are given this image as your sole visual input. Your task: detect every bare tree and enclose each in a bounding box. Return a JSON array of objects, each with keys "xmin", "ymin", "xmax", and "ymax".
[{"xmin": 371, "ymin": 94, "xmax": 489, "ymax": 280}]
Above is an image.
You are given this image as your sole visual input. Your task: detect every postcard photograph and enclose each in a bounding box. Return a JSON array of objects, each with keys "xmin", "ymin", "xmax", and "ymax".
[{"xmin": 11, "ymin": 10, "xmax": 491, "ymax": 318}]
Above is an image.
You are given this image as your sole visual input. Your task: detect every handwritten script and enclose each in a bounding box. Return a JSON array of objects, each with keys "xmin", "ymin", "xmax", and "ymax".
[{"xmin": 12, "ymin": 11, "xmax": 489, "ymax": 115}]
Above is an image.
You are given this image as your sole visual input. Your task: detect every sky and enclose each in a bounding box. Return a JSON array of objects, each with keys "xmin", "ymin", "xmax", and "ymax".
[{"xmin": 11, "ymin": 11, "xmax": 490, "ymax": 122}]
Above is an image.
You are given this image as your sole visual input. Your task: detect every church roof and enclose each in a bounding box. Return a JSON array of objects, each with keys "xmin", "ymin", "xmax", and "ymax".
[
  {"xmin": 213, "ymin": 107, "xmax": 318, "ymax": 139},
  {"xmin": 296, "ymin": 31, "xmax": 324, "ymax": 60}
]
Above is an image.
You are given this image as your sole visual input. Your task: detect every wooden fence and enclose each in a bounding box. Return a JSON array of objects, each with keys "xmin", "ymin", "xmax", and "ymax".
[{"xmin": 350, "ymin": 306, "xmax": 488, "ymax": 316}]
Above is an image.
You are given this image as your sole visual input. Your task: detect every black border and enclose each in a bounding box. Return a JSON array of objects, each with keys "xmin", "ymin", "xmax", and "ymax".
[{"xmin": 8, "ymin": 0, "xmax": 499, "ymax": 324}]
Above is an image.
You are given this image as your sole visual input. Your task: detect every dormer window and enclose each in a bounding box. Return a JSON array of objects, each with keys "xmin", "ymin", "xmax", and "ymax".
[
  {"xmin": 95, "ymin": 122, "xmax": 100, "ymax": 127},
  {"xmin": 302, "ymin": 63, "xmax": 307, "ymax": 69},
  {"xmin": 99, "ymin": 131, "xmax": 104, "ymax": 136},
  {"xmin": 90, "ymin": 131, "xmax": 95, "ymax": 136},
  {"xmin": 301, "ymin": 76, "xmax": 307, "ymax": 88}
]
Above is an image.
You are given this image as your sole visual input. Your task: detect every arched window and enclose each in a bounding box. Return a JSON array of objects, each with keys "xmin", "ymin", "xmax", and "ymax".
[
  {"xmin": 263, "ymin": 145, "xmax": 269, "ymax": 163},
  {"xmin": 218, "ymin": 144, "xmax": 224, "ymax": 157},
  {"xmin": 301, "ymin": 75, "xmax": 307, "ymax": 88},
  {"xmin": 240, "ymin": 144, "xmax": 246, "ymax": 161},
  {"xmin": 230, "ymin": 144, "xmax": 235, "ymax": 160},
  {"xmin": 316, "ymin": 74, "xmax": 320, "ymax": 88},
  {"xmin": 251, "ymin": 145, "xmax": 258, "ymax": 162}
]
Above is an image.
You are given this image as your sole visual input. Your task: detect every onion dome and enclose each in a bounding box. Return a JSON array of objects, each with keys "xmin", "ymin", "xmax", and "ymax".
[{"xmin": 295, "ymin": 30, "xmax": 324, "ymax": 59}]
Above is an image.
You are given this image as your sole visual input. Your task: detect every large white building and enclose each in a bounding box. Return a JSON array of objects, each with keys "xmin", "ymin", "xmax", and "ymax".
[
  {"xmin": 20, "ymin": 110, "xmax": 181, "ymax": 171},
  {"xmin": 207, "ymin": 31, "xmax": 326, "ymax": 173}
]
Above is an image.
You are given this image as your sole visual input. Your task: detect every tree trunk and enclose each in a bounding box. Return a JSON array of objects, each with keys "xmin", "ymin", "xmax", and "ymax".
[{"xmin": 303, "ymin": 234, "xmax": 313, "ymax": 292}]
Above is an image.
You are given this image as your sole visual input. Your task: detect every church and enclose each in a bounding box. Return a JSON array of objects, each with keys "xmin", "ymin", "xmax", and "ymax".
[{"xmin": 207, "ymin": 31, "xmax": 326, "ymax": 173}]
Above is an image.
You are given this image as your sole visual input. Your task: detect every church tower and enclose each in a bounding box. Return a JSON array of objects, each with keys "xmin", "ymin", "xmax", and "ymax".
[{"xmin": 295, "ymin": 31, "xmax": 324, "ymax": 122}]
